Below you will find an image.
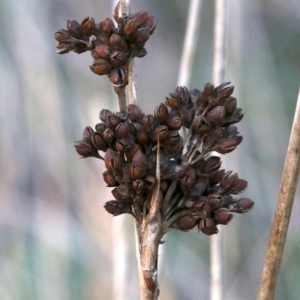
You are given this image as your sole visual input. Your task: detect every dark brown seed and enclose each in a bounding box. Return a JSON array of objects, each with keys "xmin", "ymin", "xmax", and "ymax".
[
  {"xmin": 206, "ymin": 106, "xmax": 226, "ymax": 126},
  {"xmin": 128, "ymin": 104, "xmax": 144, "ymax": 122},
  {"xmin": 103, "ymin": 127, "xmax": 115, "ymax": 143},
  {"xmin": 115, "ymin": 123, "xmax": 130, "ymax": 138},
  {"xmin": 106, "ymin": 113, "xmax": 121, "ymax": 128},
  {"xmin": 231, "ymin": 198, "xmax": 254, "ymax": 213},
  {"xmin": 109, "ymin": 68, "xmax": 127, "ymax": 87},
  {"xmin": 90, "ymin": 59, "xmax": 112, "ymax": 75},
  {"xmin": 166, "ymin": 116, "xmax": 182, "ymax": 130},
  {"xmin": 109, "ymin": 33, "xmax": 127, "ymax": 52},
  {"xmin": 155, "ymin": 103, "xmax": 169, "ymax": 124},
  {"xmin": 198, "ymin": 218, "xmax": 218, "ymax": 235},
  {"xmin": 54, "ymin": 29, "xmax": 71, "ymax": 43},
  {"xmin": 110, "ymin": 51, "xmax": 127, "ymax": 67},
  {"xmin": 66, "ymin": 20, "xmax": 81, "ymax": 37},
  {"xmin": 134, "ymin": 28, "xmax": 150, "ymax": 45},
  {"xmin": 213, "ymin": 208, "xmax": 233, "ymax": 225},
  {"xmin": 225, "ymin": 97, "xmax": 237, "ymax": 115},
  {"xmin": 104, "ymin": 200, "xmax": 130, "ymax": 216},
  {"xmin": 95, "ymin": 43, "xmax": 111, "ymax": 59},
  {"xmin": 133, "ymin": 11, "xmax": 149, "ymax": 26},
  {"xmin": 103, "ymin": 171, "xmax": 118, "ymax": 186},
  {"xmin": 92, "ymin": 132, "xmax": 107, "ymax": 151},
  {"xmin": 174, "ymin": 216, "xmax": 198, "ymax": 231},
  {"xmin": 80, "ymin": 17, "xmax": 95, "ymax": 37},
  {"xmin": 153, "ymin": 125, "xmax": 169, "ymax": 141},
  {"xmin": 99, "ymin": 18, "xmax": 114, "ymax": 38}
]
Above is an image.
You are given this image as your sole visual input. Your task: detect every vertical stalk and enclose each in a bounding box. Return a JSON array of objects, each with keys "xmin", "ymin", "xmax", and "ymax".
[
  {"xmin": 257, "ymin": 89, "xmax": 300, "ymax": 300},
  {"xmin": 211, "ymin": 1, "xmax": 228, "ymax": 300}
]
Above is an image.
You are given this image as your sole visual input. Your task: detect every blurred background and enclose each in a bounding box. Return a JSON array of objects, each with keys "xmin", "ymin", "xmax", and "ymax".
[{"xmin": 1, "ymin": 0, "xmax": 300, "ymax": 299}]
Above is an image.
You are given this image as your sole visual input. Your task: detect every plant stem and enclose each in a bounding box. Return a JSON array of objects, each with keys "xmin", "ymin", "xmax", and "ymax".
[
  {"xmin": 211, "ymin": 1, "xmax": 228, "ymax": 299},
  {"xmin": 257, "ymin": 89, "xmax": 300, "ymax": 300},
  {"xmin": 114, "ymin": 86, "xmax": 127, "ymax": 112}
]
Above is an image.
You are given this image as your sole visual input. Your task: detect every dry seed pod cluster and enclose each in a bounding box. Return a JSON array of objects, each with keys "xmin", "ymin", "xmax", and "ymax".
[
  {"xmin": 54, "ymin": 3, "xmax": 156, "ymax": 87},
  {"xmin": 75, "ymin": 82, "xmax": 254, "ymax": 235}
]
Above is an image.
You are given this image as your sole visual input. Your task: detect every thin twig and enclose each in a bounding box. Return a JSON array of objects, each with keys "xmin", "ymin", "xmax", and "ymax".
[
  {"xmin": 257, "ymin": 89, "xmax": 300, "ymax": 300},
  {"xmin": 211, "ymin": 1, "xmax": 228, "ymax": 300}
]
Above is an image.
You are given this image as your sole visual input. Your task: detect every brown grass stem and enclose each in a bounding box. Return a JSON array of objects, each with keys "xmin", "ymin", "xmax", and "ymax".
[{"xmin": 257, "ymin": 89, "xmax": 300, "ymax": 300}]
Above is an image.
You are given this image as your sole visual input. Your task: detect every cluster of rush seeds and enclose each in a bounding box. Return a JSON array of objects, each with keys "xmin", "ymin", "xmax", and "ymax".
[{"xmin": 75, "ymin": 82, "xmax": 254, "ymax": 235}]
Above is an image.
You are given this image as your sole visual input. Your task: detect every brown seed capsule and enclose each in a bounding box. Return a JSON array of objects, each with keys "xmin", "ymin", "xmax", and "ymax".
[
  {"xmin": 209, "ymin": 169, "xmax": 225, "ymax": 185},
  {"xmin": 198, "ymin": 218, "xmax": 218, "ymax": 235},
  {"xmin": 203, "ymin": 127, "xmax": 223, "ymax": 150},
  {"xmin": 134, "ymin": 28, "xmax": 150, "ymax": 45},
  {"xmin": 104, "ymin": 149, "xmax": 123, "ymax": 173},
  {"xmin": 95, "ymin": 43, "xmax": 111, "ymax": 59},
  {"xmin": 75, "ymin": 140, "xmax": 100, "ymax": 158},
  {"xmin": 163, "ymin": 130, "xmax": 181, "ymax": 147},
  {"xmin": 225, "ymin": 97, "xmax": 237, "ymax": 115},
  {"xmin": 99, "ymin": 109, "xmax": 112, "ymax": 123},
  {"xmin": 153, "ymin": 125, "xmax": 169, "ymax": 142},
  {"xmin": 109, "ymin": 68, "xmax": 126, "ymax": 87},
  {"xmin": 166, "ymin": 116, "xmax": 182, "ymax": 130},
  {"xmin": 231, "ymin": 198, "xmax": 254, "ymax": 213},
  {"xmin": 181, "ymin": 107, "xmax": 194, "ymax": 128},
  {"xmin": 54, "ymin": 29, "xmax": 71, "ymax": 43},
  {"xmin": 220, "ymin": 173, "xmax": 239, "ymax": 192},
  {"xmin": 179, "ymin": 168, "xmax": 196, "ymax": 192},
  {"xmin": 133, "ymin": 11, "xmax": 149, "ymax": 26},
  {"xmin": 104, "ymin": 200, "xmax": 131, "ymax": 216},
  {"xmin": 92, "ymin": 132, "xmax": 108, "ymax": 151},
  {"xmin": 142, "ymin": 114, "xmax": 158, "ymax": 132},
  {"xmin": 206, "ymin": 194, "xmax": 222, "ymax": 210},
  {"xmin": 233, "ymin": 179, "xmax": 248, "ymax": 194},
  {"xmin": 144, "ymin": 15, "xmax": 157, "ymax": 34},
  {"xmin": 213, "ymin": 208, "xmax": 233, "ymax": 225},
  {"xmin": 109, "ymin": 33, "xmax": 127, "ymax": 52},
  {"xmin": 99, "ymin": 18, "xmax": 114, "ymax": 38},
  {"xmin": 206, "ymin": 106, "xmax": 226, "ymax": 126},
  {"xmin": 82, "ymin": 126, "xmax": 94, "ymax": 140},
  {"xmin": 214, "ymin": 136, "xmax": 243, "ymax": 154},
  {"xmin": 132, "ymin": 179, "xmax": 146, "ymax": 192},
  {"xmin": 114, "ymin": 138, "xmax": 131, "ymax": 153},
  {"xmin": 80, "ymin": 17, "xmax": 95, "ymax": 37},
  {"xmin": 125, "ymin": 144, "xmax": 142, "ymax": 161},
  {"xmin": 128, "ymin": 104, "xmax": 144, "ymax": 122},
  {"xmin": 115, "ymin": 123, "xmax": 130, "ymax": 138},
  {"xmin": 103, "ymin": 127, "xmax": 115, "ymax": 143},
  {"xmin": 174, "ymin": 216, "xmax": 198, "ymax": 231},
  {"xmin": 103, "ymin": 171, "xmax": 118, "ymax": 186},
  {"xmin": 123, "ymin": 19, "xmax": 139, "ymax": 37},
  {"xmin": 106, "ymin": 113, "xmax": 121, "ymax": 128},
  {"xmin": 165, "ymin": 94, "xmax": 182, "ymax": 109},
  {"xmin": 110, "ymin": 51, "xmax": 127, "ymax": 67},
  {"xmin": 155, "ymin": 103, "xmax": 169, "ymax": 124},
  {"xmin": 90, "ymin": 59, "xmax": 112, "ymax": 76},
  {"xmin": 67, "ymin": 20, "xmax": 81, "ymax": 37}
]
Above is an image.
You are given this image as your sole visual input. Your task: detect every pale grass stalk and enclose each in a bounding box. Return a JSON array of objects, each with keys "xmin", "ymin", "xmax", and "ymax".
[
  {"xmin": 211, "ymin": 1, "xmax": 228, "ymax": 300},
  {"xmin": 257, "ymin": 89, "xmax": 300, "ymax": 300}
]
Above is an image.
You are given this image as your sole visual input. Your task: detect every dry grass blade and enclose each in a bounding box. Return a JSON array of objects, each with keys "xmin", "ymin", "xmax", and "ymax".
[
  {"xmin": 257, "ymin": 89, "xmax": 300, "ymax": 300},
  {"xmin": 211, "ymin": 1, "xmax": 228, "ymax": 300}
]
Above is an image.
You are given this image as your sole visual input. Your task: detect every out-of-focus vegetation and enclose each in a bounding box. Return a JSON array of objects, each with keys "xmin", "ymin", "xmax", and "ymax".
[{"xmin": 0, "ymin": 0, "xmax": 300, "ymax": 299}]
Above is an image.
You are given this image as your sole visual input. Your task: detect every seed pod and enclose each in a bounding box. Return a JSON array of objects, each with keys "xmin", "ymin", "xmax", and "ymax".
[
  {"xmin": 95, "ymin": 122, "xmax": 106, "ymax": 134},
  {"xmin": 75, "ymin": 140, "xmax": 99, "ymax": 158},
  {"xmin": 220, "ymin": 172, "xmax": 239, "ymax": 192},
  {"xmin": 104, "ymin": 200, "xmax": 131, "ymax": 216},
  {"xmin": 214, "ymin": 136, "xmax": 243, "ymax": 154},
  {"xmin": 154, "ymin": 103, "xmax": 169, "ymax": 124},
  {"xmin": 144, "ymin": 15, "xmax": 157, "ymax": 34},
  {"xmin": 162, "ymin": 130, "xmax": 181, "ymax": 147},
  {"xmin": 125, "ymin": 144, "xmax": 142, "ymax": 161},
  {"xmin": 123, "ymin": 18, "xmax": 139, "ymax": 38},
  {"xmin": 128, "ymin": 104, "xmax": 144, "ymax": 122},
  {"xmin": 132, "ymin": 179, "xmax": 146, "ymax": 192},
  {"xmin": 115, "ymin": 123, "xmax": 130, "ymax": 138},
  {"xmin": 231, "ymin": 198, "xmax": 254, "ymax": 213},
  {"xmin": 109, "ymin": 33, "xmax": 127, "ymax": 52},
  {"xmin": 203, "ymin": 127, "xmax": 223, "ymax": 150},
  {"xmin": 82, "ymin": 126, "xmax": 94, "ymax": 140},
  {"xmin": 134, "ymin": 28, "xmax": 150, "ymax": 45},
  {"xmin": 103, "ymin": 171, "xmax": 118, "ymax": 186},
  {"xmin": 110, "ymin": 51, "xmax": 127, "ymax": 67},
  {"xmin": 90, "ymin": 59, "xmax": 112, "ymax": 75},
  {"xmin": 80, "ymin": 17, "xmax": 95, "ymax": 37},
  {"xmin": 233, "ymin": 179, "xmax": 248, "ymax": 194},
  {"xmin": 179, "ymin": 168, "xmax": 196, "ymax": 192},
  {"xmin": 92, "ymin": 132, "xmax": 108, "ymax": 151},
  {"xmin": 165, "ymin": 94, "xmax": 182, "ymax": 109},
  {"xmin": 95, "ymin": 43, "xmax": 111, "ymax": 59},
  {"xmin": 133, "ymin": 10, "xmax": 149, "ymax": 26},
  {"xmin": 67, "ymin": 20, "xmax": 81, "ymax": 37},
  {"xmin": 54, "ymin": 29, "xmax": 71, "ymax": 43},
  {"xmin": 174, "ymin": 216, "xmax": 198, "ymax": 231},
  {"xmin": 198, "ymin": 218, "xmax": 218, "ymax": 235},
  {"xmin": 99, "ymin": 18, "xmax": 114, "ymax": 38},
  {"xmin": 225, "ymin": 97, "xmax": 237, "ymax": 115},
  {"xmin": 153, "ymin": 125, "xmax": 169, "ymax": 142},
  {"xmin": 213, "ymin": 208, "xmax": 233, "ymax": 225},
  {"xmin": 106, "ymin": 113, "xmax": 121, "ymax": 128},
  {"xmin": 209, "ymin": 169, "xmax": 225, "ymax": 186},
  {"xmin": 104, "ymin": 149, "xmax": 123, "ymax": 173},
  {"xmin": 206, "ymin": 106, "xmax": 226, "ymax": 126},
  {"xmin": 166, "ymin": 116, "xmax": 182, "ymax": 130},
  {"xmin": 109, "ymin": 68, "xmax": 126, "ymax": 87},
  {"xmin": 99, "ymin": 109, "xmax": 112, "ymax": 123},
  {"xmin": 142, "ymin": 114, "xmax": 158, "ymax": 132},
  {"xmin": 181, "ymin": 107, "xmax": 194, "ymax": 128},
  {"xmin": 114, "ymin": 138, "xmax": 131, "ymax": 153},
  {"xmin": 103, "ymin": 127, "xmax": 115, "ymax": 143}
]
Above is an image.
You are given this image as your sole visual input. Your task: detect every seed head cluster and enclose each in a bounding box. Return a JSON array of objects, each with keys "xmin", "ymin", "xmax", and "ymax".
[
  {"xmin": 54, "ymin": 3, "xmax": 156, "ymax": 87},
  {"xmin": 75, "ymin": 83, "xmax": 254, "ymax": 235}
]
